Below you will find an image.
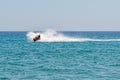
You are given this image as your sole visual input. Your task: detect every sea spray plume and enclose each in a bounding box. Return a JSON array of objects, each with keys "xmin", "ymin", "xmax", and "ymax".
[
  {"xmin": 26, "ymin": 30, "xmax": 120, "ymax": 42},
  {"xmin": 26, "ymin": 29, "xmax": 81, "ymax": 42},
  {"xmin": 39, "ymin": 29, "xmax": 81, "ymax": 42}
]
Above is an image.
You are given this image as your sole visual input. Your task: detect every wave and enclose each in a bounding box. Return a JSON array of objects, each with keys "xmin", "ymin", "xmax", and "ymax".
[{"xmin": 26, "ymin": 29, "xmax": 120, "ymax": 42}]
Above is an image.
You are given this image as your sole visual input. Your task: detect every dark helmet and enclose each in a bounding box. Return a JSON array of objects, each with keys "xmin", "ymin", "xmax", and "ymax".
[{"xmin": 38, "ymin": 35, "xmax": 40, "ymax": 37}]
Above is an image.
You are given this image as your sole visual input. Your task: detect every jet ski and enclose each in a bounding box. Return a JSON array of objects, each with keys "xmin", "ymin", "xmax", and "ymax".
[{"xmin": 33, "ymin": 34, "xmax": 40, "ymax": 42}]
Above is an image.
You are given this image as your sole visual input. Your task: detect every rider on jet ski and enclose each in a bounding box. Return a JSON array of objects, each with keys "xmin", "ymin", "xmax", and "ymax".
[{"xmin": 33, "ymin": 34, "xmax": 40, "ymax": 42}]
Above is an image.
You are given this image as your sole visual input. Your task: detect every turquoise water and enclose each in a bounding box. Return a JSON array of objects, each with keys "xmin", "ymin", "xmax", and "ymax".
[{"xmin": 0, "ymin": 31, "xmax": 120, "ymax": 80}]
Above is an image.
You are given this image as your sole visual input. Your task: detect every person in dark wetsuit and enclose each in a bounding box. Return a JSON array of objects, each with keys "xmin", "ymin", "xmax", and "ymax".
[{"xmin": 33, "ymin": 35, "xmax": 40, "ymax": 42}]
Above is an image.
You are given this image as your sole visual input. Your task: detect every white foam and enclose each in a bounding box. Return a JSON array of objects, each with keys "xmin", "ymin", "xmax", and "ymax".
[{"xmin": 26, "ymin": 29, "xmax": 120, "ymax": 42}]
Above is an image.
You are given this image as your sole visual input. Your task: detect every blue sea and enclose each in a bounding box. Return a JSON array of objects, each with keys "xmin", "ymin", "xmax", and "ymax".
[{"xmin": 0, "ymin": 31, "xmax": 120, "ymax": 80}]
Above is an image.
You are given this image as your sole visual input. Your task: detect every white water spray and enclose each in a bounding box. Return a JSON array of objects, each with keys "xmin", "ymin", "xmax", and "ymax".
[
  {"xmin": 27, "ymin": 29, "xmax": 83, "ymax": 42},
  {"xmin": 26, "ymin": 29, "xmax": 120, "ymax": 42}
]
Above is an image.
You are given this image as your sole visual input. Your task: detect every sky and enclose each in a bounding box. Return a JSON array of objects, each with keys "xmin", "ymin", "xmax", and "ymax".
[{"xmin": 0, "ymin": 0, "xmax": 120, "ymax": 31}]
